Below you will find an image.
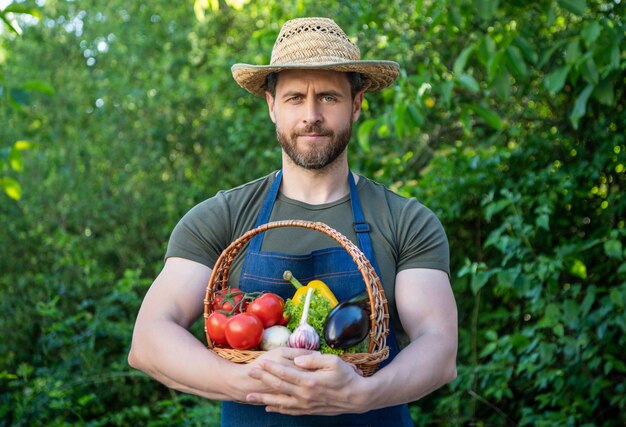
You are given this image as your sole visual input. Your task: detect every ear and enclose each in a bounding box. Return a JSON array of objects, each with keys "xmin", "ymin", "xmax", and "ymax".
[
  {"xmin": 351, "ymin": 90, "xmax": 365, "ymax": 122},
  {"xmin": 265, "ymin": 91, "xmax": 277, "ymax": 123}
]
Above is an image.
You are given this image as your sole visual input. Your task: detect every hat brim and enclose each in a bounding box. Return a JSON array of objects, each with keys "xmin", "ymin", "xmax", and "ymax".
[{"xmin": 231, "ymin": 60, "xmax": 399, "ymax": 97}]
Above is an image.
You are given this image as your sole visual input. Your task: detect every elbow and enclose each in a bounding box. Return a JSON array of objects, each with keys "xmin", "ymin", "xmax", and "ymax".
[
  {"xmin": 127, "ymin": 336, "xmax": 148, "ymax": 372},
  {"xmin": 127, "ymin": 343, "xmax": 141, "ymax": 370},
  {"xmin": 442, "ymin": 343, "xmax": 458, "ymax": 385}
]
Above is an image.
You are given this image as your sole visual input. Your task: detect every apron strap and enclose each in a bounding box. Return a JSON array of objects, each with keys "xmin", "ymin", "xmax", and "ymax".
[
  {"xmin": 348, "ymin": 172, "xmax": 381, "ymax": 275},
  {"xmin": 248, "ymin": 170, "xmax": 282, "ymax": 252},
  {"xmin": 248, "ymin": 169, "xmax": 380, "ymax": 275}
]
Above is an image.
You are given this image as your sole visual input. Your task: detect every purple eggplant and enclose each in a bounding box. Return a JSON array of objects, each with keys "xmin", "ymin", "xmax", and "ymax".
[{"xmin": 323, "ymin": 296, "xmax": 370, "ymax": 349}]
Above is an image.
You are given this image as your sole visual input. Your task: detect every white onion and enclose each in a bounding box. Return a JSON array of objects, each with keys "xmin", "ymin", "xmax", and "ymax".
[{"xmin": 260, "ymin": 325, "xmax": 292, "ymax": 351}]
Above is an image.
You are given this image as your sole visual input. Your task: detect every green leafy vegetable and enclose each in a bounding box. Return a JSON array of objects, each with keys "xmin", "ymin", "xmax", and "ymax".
[{"xmin": 284, "ymin": 290, "xmax": 368, "ymax": 355}]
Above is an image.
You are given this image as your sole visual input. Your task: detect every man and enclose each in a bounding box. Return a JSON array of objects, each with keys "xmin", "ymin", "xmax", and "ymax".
[{"xmin": 128, "ymin": 17, "xmax": 457, "ymax": 426}]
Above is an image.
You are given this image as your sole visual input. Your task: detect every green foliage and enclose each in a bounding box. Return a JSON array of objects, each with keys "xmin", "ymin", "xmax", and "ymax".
[{"xmin": 1, "ymin": 0, "xmax": 624, "ymax": 425}]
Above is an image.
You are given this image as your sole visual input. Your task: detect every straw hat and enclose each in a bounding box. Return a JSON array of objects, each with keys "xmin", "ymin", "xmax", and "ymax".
[{"xmin": 232, "ymin": 17, "xmax": 400, "ymax": 97}]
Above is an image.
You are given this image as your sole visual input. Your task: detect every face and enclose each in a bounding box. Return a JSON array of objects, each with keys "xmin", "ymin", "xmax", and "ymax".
[{"xmin": 265, "ymin": 69, "xmax": 364, "ymax": 170}]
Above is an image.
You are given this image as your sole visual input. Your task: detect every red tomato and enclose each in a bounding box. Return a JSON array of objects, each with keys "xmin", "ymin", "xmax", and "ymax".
[
  {"xmin": 206, "ymin": 312, "xmax": 229, "ymax": 346},
  {"xmin": 246, "ymin": 293, "xmax": 285, "ymax": 328},
  {"xmin": 213, "ymin": 288, "xmax": 246, "ymax": 314},
  {"xmin": 225, "ymin": 313, "xmax": 264, "ymax": 350}
]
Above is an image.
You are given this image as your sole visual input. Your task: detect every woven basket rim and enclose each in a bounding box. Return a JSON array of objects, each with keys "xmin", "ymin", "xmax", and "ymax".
[{"xmin": 203, "ymin": 219, "xmax": 389, "ymax": 375}]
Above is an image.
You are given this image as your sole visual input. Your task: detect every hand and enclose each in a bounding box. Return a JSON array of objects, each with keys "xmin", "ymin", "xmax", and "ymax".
[
  {"xmin": 232, "ymin": 347, "xmax": 313, "ymax": 402},
  {"xmin": 245, "ymin": 352, "xmax": 369, "ymax": 415}
]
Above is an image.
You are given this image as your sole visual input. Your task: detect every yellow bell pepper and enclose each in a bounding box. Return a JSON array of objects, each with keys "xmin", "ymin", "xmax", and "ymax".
[{"xmin": 283, "ymin": 270, "xmax": 338, "ymax": 308}]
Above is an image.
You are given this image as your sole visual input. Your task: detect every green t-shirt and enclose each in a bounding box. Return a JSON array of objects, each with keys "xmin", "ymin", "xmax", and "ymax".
[{"xmin": 166, "ymin": 171, "xmax": 449, "ymax": 339}]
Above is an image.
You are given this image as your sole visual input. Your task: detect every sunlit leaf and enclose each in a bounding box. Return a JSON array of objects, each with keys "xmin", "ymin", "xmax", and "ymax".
[
  {"xmin": 568, "ymin": 258, "xmax": 588, "ymax": 279},
  {"xmin": 4, "ymin": 4, "xmax": 43, "ymax": 19},
  {"xmin": 14, "ymin": 140, "xmax": 32, "ymax": 150},
  {"xmin": 357, "ymin": 119, "xmax": 377, "ymax": 153},
  {"xmin": 1, "ymin": 177, "xmax": 21, "ymax": 200},
  {"xmin": 8, "ymin": 146, "xmax": 23, "ymax": 172}
]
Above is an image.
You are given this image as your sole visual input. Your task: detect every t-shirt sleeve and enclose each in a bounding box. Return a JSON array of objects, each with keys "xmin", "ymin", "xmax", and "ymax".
[
  {"xmin": 164, "ymin": 192, "xmax": 232, "ymax": 268},
  {"xmin": 396, "ymin": 198, "xmax": 450, "ymax": 276}
]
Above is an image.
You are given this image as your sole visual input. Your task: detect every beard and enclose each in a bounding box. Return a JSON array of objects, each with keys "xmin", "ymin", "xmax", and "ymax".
[{"xmin": 276, "ymin": 122, "xmax": 352, "ymax": 170}]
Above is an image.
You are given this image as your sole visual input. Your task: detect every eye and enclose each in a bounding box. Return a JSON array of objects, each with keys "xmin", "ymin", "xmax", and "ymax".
[{"xmin": 321, "ymin": 96, "xmax": 336, "ymax": 103}]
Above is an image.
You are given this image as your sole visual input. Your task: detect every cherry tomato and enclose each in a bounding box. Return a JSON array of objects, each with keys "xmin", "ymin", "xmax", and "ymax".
[
  {"xmin": 225, "ymin": 313, "xmax": 264, "ymax": 350},
  {"xmin": 206, "ymin": 311, "xmax": 229, "ymax": 346},
  {"xmin": 246, "ymin": 293, "xmax": 285, "ymax": 328},
  {"xmin": 213, "ymin": 288, "xmax": 246, "ymax": 314}
]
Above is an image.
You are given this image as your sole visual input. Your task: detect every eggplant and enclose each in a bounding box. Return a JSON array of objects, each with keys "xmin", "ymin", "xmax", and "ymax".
[{"xmin": 323, "ymin": 295, "xmax": 370, "ymax": 349}]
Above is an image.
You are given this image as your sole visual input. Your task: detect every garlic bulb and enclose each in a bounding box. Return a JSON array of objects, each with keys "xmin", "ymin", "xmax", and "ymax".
[{"xmin": 287, "ymin": 288, "xmax": 320, "ymax": 350}]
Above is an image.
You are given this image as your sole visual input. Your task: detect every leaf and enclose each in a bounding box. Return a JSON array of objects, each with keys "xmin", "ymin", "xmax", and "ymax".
[
  {"xmin": 565, "ymin": 39, "xmax": 581, "ymax": 65},
  {"xmin": 456, "ymin": 74, "xmax": 480, "ymax": 93},
  {"xmin": 514, "ymin": 36, "xmax": 538, "ymax": 64},
  {"xmin": 594, "ymin": 79, "xmax": 615, "ymax": 106},
  {"xmin": 4, "ymin": 4, "xmax": 43, "ymax": 19},
  {"xmin": 544, "ymin": 65, "xmax": 570, "ymax": 94},
  {"xmin": 581, "ymin": 21, "xmax": 601, "ymax": 47},
  {"xmin": 476, "ymin": 0, "xmax": 500, "ymax": 20},
  {"xmin": 8, "ymin": 147, "xmax": 23, "ymax": 172},
  {"xmin": 558, "ymin": 0, "xmax": 587, "ymax": 15},
  {"xmin": 470, "ymin": 103, "xmax": 505, "ymax": 131},
  {"xmin": 0, "ymin": 14, "xmax": 20, "ymax": 35},
  {"xmin": 1, "ymin": 177, "xmax": 22, "ymax": 200},
  {"xmin": 538, "ymin": 39, "xmax": 568, "ymax": 68},
  {"xmin": 357, "ymin": 119, "xmax": 377, "ymax": 153},
  {"xmin": 604, "ymin": 239, "xmax": 623, "ymax": 260},
  {"xmin": 20, "ymin": 80, "xmax": 55, "ymax": 95},
  {"xmin": 569, "ymin": 84, "xmax": 593, "ymax": 129},
  {"xmin": 453, "ymin": 45, "xmax": 475, "ymax": 75},
  {"xmin": 536, "ymin": 214, "xmax": 550, "ymax": 231},
  {"xmin": 610, "ymin": 287, "xmax": 624, "ymax": 308},
  {"xmin": 14, "ymin": 140, "xmax": 32, "ymax": 150},
  {"xmin": 505, "ymin": 45, "xmax": 528, "ymax": 79},
  {"xmin": 581, "ymin": 57, "xmax": 599, "ymax": 85},
  {"xmin": 471, "ymin": 271, "xmax": 490, "ymax": 294},
  {"xmin": 568, "ymin": 258, "xmax": 588, "ymax": 279}
]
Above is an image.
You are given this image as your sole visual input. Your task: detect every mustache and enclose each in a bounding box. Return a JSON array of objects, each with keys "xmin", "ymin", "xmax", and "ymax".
[{"xmin": 295, "ymin": 124, "xmax": 333, "ymax": 136}]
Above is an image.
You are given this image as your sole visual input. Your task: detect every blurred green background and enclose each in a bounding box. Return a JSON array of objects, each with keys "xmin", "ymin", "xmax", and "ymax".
[{"xmin": 1, "ymin": 0, "xmax": 625, "ymax": 425}]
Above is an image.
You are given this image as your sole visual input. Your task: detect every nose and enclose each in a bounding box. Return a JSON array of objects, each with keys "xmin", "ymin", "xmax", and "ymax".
[{"xmin": 303, "ymin": 98, "xmax": 322, "ymax": 125}]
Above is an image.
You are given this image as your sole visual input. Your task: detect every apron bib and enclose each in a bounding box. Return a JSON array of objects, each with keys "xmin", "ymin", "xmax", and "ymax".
[{"xmin": 221, "ymin": 170, "xmax": 411, "ymax": 427}]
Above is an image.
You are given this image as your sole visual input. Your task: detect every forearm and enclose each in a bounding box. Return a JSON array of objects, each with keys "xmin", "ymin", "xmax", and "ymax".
[
  {"xmin": 361, "ymin": 331, "xmax": 457, "ymax": 410},
  {"xmin": 128, "ymin": 318, "xmax": 248, "ymax": 401}
]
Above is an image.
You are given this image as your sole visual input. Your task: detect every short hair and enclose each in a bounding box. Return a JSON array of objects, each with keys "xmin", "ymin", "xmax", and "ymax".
[{"xmin": 265, "ymin": 72, "xmax": 364, "ymax": 99}]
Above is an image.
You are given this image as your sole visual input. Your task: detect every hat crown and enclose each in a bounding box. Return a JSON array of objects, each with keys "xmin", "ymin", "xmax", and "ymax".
[{"xmin": 270, "ymin": 17, "xmax": 361, "ymax": 65}]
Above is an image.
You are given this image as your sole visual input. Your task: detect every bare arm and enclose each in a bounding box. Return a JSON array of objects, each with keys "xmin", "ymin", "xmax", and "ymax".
[
  {"xmin": 359, "ymin": 268, "xmax": 458, "ymax": 408},
  {"xmin": 127, "ymin": 257, "xmax": 307, "ymax": 401},
  {"xmin": 244, "ymin": 268, "xmax": 458, "ymax": 414}
]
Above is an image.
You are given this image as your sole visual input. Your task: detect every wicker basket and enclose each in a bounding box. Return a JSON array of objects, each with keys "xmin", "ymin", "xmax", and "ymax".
[{"xmin": 203, "ymin": 219, "xmax": 390, "ymax": 376}]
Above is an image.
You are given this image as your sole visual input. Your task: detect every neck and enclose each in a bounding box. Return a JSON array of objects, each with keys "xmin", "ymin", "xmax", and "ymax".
[{"xmin": 280, "ymin": 156, "xmax": 352, "ymax": 205}]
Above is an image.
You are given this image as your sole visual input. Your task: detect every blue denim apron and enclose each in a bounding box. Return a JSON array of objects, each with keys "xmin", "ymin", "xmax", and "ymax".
[{"xmin": 221, "ymin": 171, "xmax": 412, "ymax": 427}]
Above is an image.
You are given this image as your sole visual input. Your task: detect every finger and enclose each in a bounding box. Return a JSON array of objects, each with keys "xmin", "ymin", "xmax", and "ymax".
[
  {"xmin": 248, "ymin": 361, "xmax": 305, "ymax": 395},
  {"xmin": 245, "ymin": 391, "xmax": 299, "ymax": 411},
  {"xmin": 259, "ymin": 347, "xmax": 314, "ymax": 362},
  {"xmin": 293, "ymin": 352, "xmax": 339, "ymax": 370}
]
